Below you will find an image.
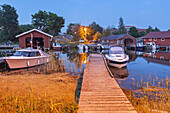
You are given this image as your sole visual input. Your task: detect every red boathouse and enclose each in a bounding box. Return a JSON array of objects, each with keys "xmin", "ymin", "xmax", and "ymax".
[
  {"xmin": 16, "ymin": 29, "xmax": 53, "ymax": 51},
  {"xmin": 143, "ymin": 30, "xmax": 170, "ymax": 49}
]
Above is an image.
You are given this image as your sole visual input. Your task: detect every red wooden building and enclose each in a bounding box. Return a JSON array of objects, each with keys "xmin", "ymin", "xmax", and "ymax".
[
  {"xmin": 143, "ymin": 30, "xmax": 170, "ymax": 49},
  {"xmin": 100, "ymin": 34, "xmax": 136, "ymax": 48},
  {"xmin": 16, "ymin": 29, "xmax": 53, "ymax": 51}
]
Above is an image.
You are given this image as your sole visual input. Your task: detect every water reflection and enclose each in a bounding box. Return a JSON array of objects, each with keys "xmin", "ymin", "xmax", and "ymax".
[
  {"xmin": 109, "ymin": 66, "xmax": 129, "ymax": 81},
  {"xmin": 111, "ymin": 49, "xmax": 170, "ymax": 91}
]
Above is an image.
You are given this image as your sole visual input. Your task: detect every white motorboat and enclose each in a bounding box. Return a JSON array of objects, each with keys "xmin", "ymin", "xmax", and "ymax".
[
  {"xmin": 105, "ymin": 46, "xmax": 129, "ymax": 68},
  {"xmin": 3, "ymin": 48, "xmax": 50, "ymax": 69}
]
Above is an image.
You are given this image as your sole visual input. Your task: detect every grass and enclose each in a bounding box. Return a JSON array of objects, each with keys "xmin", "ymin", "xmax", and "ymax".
[
  {"xmin": 0, "ymin": 72, "xmax": 79, "ymax": 113},
  {"xmin": 0, "ymin": 55, "xmax": 79, "ymax": 113},
  {"xmin": 122, "ymin": 78, "xmax": 170, "ymax": 113}
]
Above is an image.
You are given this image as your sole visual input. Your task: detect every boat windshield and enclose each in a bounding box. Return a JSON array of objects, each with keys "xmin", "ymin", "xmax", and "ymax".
[
  {"xmin": 110, "ymin": 50, "xmax": 124, "ymax": 54},
  {"xmin": 14, "ymin": 51, "xmax": 40, "ymax": 57}
]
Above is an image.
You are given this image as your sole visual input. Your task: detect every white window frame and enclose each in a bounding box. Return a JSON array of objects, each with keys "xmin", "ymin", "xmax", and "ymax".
[
  {"xmin": 160, "ymin": 56, "xmax": 164, "ymax": 60},
  {"xmin": 161, "ymin": 38, "xmax": 165, "ymax": 41},
  {"xmin": 149, "ymin": 38, "xmax": 152, "ymax": 41},
  {"xmin": 153, "ymin": 55, "xmax": 156, "ymax": 58},
  {"xmin": 144, "ymin": 39, "xmax": 146, "ymax": 41},
  {"xmin": 153, "ymin": 38, "xmax": 157, "ymax": 41},
  {"xmin": 102, "ymin": 40, "xmax": 104, "ymax": 42},
  {"xmin": 107, "ymin": 40, "xmax": 109, "ymax": 43},
  {"xmin": 111, "ymin": 40, "xmax": 113, "ymax": 43}
]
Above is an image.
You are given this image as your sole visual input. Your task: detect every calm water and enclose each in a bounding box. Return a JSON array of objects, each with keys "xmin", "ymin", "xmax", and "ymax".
[{"xmin": 0, "ymin": 49, "xmax": 169, "ymax": 91}]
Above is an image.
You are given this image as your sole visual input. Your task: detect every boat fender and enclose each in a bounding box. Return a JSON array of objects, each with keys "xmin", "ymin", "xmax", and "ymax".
[
  {"xmin": 27, "ymin": 60, "xmax": 29, "ymax": 67},
  {"xmin": 38, "ymin": 59, "xmax": 40, "ymax": 64}
]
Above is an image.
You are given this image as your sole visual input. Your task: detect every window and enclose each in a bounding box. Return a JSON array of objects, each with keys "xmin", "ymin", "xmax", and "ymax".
[
  {"xmin": 111, "ymin": 40, "xmax": 113, "ymax": 43},
  {"xmin": 160, "ymin": 56, "xmax": 164, "ymax": 60},
  {"xmin": 153, "ymin": 55, "xmax": 156, "ymax": 58},
  {"xmin": 161, "ymin": 38, "xmax": 165, "ymax": 41},
  {"xmin": 102, "ymin": 40, "xmax": 104, "ymax": 42},
  {"xmin": 107, "ymin": 40, "xmax": 109, "ymax": 42},
  {"xmin": 153, "ymin": 38, "xmax": 157, "ymax": 41},
  {"xmin": 144, "ymin": 39, "xmax": 146, "ymax": 41},
  {"xmin": 149, "ymin": 38, "xmax": 152, "ymax": 41}
]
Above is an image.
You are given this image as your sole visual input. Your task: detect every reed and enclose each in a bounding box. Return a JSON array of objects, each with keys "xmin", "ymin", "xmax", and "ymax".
[
  {"xmin": 122, "ymin": 77, "xmax": 170, "ymax": 113},
  {"xmin": 0, "ymin": 72, "xmax": 79, "ymax": 113}
]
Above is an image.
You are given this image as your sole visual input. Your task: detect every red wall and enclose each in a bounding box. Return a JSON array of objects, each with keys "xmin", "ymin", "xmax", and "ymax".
[
  {"xmin": 19, "ymin": 31, "xmax": 51, "ymax": 49},
  {"xmin": 143, "ymin": 38, "xmax": 170, "ymax": 46}
]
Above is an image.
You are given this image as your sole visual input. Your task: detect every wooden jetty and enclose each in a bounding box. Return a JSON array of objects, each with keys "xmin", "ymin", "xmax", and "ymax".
[{"xmin": 79, "ymin": 54, "xmax": 136, "ymax": 113}]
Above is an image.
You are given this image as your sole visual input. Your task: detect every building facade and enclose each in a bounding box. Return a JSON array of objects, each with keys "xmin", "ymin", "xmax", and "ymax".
[
  {"xmin": 100, "ymin": 34, "xmax": 136, "ymax": 48},
  {"xmin": 143, "ymin": 30, "xmax": 170, "ymax": 49},
  {"xmin": 16, "ymin": 29, "xmax": 53, "ymax": 51}
]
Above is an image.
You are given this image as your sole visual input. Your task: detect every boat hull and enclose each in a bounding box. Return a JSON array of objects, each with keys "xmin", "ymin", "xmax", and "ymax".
[
  {"xmin": 106, "ymin": 59, "xmax": 128, "ymax": 68},
  {"xmin": 5, "ymin": 57, "xmax": 50, "ymax": 69}
]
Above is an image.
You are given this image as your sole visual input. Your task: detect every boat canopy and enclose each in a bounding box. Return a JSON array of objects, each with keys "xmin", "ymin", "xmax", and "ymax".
[{"xmin": 109, "ymin": 47, "xmax": 124, "ymax": 54}]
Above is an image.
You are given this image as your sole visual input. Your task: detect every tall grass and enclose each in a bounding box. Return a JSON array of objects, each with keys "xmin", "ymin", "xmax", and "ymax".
[
  {"xmin": 0, "ymin": 53, "xmax": 79, "ymax": 113},
  {"xmin": 122, "ymin": 77, "xmax": 170, "ymax": 113}
]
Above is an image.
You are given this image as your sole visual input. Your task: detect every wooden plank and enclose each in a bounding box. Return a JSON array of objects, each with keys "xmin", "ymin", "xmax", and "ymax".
[{"xmin": 78, "ymin": 54, "xmax": 136, "ymax": 113}]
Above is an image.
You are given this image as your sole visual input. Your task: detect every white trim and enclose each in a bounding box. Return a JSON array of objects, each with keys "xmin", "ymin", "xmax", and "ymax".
[
  {"xmin": 15, "ymin": 29, "xmax": 53, "ymax": 38},
  {"xmin": 153, "ymin": 38, "xmax": 157, "ymax": 41},
  {"xmin": 161, "ymin": 38, "xmax": 165, "ymax": 41},
  {"xmin": 160, "ymin": 56, "xmax": 164, "ymax": 60},
  {"xmin": 149, "ymin": 38, "xmax": 152, "ymax": 41}
]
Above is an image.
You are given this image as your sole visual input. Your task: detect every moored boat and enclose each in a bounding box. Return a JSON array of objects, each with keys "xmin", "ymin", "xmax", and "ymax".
[
  {"xmin": 105, "ymin": 46, "xmax": 129, "ymax": 68},
  {"xmin": 3, "ymin": 48, "xmax": 50, "ymax": 69}
]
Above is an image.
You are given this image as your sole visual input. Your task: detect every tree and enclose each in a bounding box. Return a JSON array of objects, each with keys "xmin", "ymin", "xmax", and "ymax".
[
  {"xmin": 66, "ymin": 23, "xmax": 78, "ymax": 35},
  {"xmin": 73, "ymin": 24, "xmax": 85, "ymax": 41},
  {"xmin": 102, "ymin": 27, "xmax": 112, "ymax": 37},
  {"xmin": 31, "ymin": 10, "xmax": 64, "ymax": 35},
  {"xmin": 129, "ymin": 27, "xmax": 138, "ymax": 38},
  {"xmin": 89, "ymin": 21, "xmax": 103, "ymax": 34},
  {"xmin": 146, "ymin": 26, "xmax": 154, "ymax": 33},
  {"xmin": 19, "ymin": 24, "xmax": 34, "ymax": 33},
  {"xmin": 31, "ymin": 10, "xmax": 48, "ymax": 30},
  {"xmin": 138, "ymin": 31, "xmax": 146, "ymax": 37},
  {"xmin": 154, "ymin": 27, "xmax": 160, "ymax": 32},
  {"xmin": 0, "ymin": 4, "xmax": 19, "ymax": 41},
  {"xmin": 93, "ymin": 32, "xmax": 102, "ymax": 41},
  {"xmin": 118, "ymin": 17, "xmax": 126, "ymax": 34},
  {"xmin": 47, "ymin": 12, "xmax": 64, "ymax": 35}
]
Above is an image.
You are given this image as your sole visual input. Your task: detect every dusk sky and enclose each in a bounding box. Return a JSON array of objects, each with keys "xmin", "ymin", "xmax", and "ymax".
[{"xmin": 1, "ymin": 0, "xmax": 170, "ymax": 32}]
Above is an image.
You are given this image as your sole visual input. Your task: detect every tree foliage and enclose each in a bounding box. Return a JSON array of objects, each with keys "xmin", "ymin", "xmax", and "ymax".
[
  {"xmin": 129, "ymin": 27, "xmax": 138, "ymax": 38},
  {"xmin": 93, "ymin": 32, "xmax": 102, "ymax": 41},
  {"xmin": 89, "ymin": 21, "xmax": 103, "ymax": 34},
  {"xmin": 31, "ymin": 10, "xmax": 64, "ymax": 36},
  {"xmin": 66, "ymin": 23, "xmax": 78, "ymax": 35},
  {"xmin": 0, "ymin": 4, "xmax": 19, "ymax": 41},
  {"xmin": 102, "ymin": 27, "xmax": 112, "ymax": 37},
  {"xmin": 118, "ymin": 17, "xmax": 126, "ymax": 34},
  {"xmin": 146, "ymin": 26, "xmax": 160, "ymax": 33},
  {"xmin": 73, "ymin": 24, "xmax": 85, "ymax": 41},
  {"xmin": 19, "ymin": 24, "xmax": 34, "ymax": 34}
]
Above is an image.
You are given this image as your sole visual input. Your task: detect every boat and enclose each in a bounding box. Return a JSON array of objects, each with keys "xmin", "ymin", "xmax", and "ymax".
[
  {"xmin": 105, "ymin": 46, "xmax": 129, "ymax": 68},
  {"xmin": 143, "ymin": 42, "xmax": 156, "ymax": 50},
  {"xmin": 52, "ymin": 42, "xmax": 62, "ymax": 50},
  {"xmin": 136, "ymin": 42, "xmax": 144, "ymax": 50},
  {"xmin": 2, "ymin": 48, "xmax": 50, "ymax": 69}
]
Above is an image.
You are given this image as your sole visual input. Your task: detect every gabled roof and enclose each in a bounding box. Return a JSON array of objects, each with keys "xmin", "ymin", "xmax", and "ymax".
[
  {"xmin": 143, "ymin": 30, "xmax": 170, "ymax": 39},
  {"xmin": 15, "ymin": 29, "xmax": 53, "ymax": 38},
  {"xmin": 100, "ymin": 34, "xmax": 127, "ymax": 40}
]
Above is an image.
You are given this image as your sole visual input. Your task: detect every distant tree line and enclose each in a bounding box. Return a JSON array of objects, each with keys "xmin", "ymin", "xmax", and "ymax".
[
  {"xmin": 0, "ymin": 4, "xmax": 65, "ymax": 42},
  {"xmin": 66, "ymin": 17, "xmax": 161, "ymax": 41}
]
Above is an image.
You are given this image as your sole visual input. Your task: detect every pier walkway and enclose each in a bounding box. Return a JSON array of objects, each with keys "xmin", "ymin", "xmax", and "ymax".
[{"xmin": 78, "ymin": 54, "xmax": 136, "ymax": 113}]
